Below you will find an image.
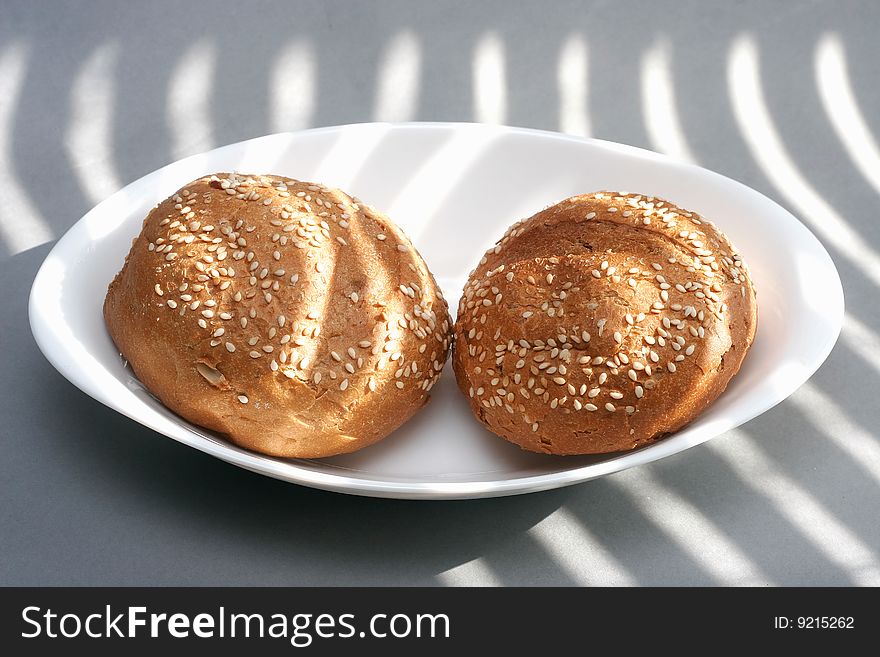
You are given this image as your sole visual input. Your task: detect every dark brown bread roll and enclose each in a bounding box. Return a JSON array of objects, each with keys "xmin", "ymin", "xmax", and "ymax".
[
  {"xmin": 105, "ymin": 173, "xmax": 451, "ymax": 458},
  {"xmin": 453, "ymin": 192, "xmax": 756, "ymax": 455}
]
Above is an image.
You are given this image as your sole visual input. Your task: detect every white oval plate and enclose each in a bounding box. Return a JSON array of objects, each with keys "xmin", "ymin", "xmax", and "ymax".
[{"xmin": 29, "ymin": 123, "xmax": 843, "ymax": 499}]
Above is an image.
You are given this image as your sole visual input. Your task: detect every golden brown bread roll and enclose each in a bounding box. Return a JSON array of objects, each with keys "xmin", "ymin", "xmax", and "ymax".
[
  {"xmin": 105, "ymin": 173, "xmax": 451, "ymax": 458},
  {"xmin": 452, "ymin": 192, "xmax": 757, "ymax": 455}
]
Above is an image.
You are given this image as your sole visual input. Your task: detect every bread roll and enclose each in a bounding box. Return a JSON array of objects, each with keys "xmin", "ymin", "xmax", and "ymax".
[
  {"xmin": 105, "ymin": 173, "xmax": 451, "ymax": 458},
  {"xmin": 452, "ymin": 192, "xmax": 756, "ymax": 455}
]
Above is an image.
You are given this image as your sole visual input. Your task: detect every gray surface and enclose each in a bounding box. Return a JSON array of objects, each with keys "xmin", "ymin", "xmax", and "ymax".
[{"xmin": 2, "ymin": 0, "xmax": 879, "ymax": 585}]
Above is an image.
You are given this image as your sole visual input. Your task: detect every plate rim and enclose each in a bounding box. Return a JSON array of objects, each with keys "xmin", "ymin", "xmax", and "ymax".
[{"xmin": 28, "ymin": 121, "xmax": 845, "ymax": 499}]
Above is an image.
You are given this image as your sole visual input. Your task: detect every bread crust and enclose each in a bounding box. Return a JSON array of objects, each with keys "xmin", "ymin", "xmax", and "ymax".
[
  {"xmin": 104, "ymin": 173, "xmax": 451, "ymax": 458},
  {"xmin": 452, "ymin": 192, "xmax": 757, "ymax": 455}
]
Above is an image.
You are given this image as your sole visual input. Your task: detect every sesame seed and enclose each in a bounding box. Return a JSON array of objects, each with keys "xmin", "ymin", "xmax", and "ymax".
[
  {"xmin": 238, "ymin": 395, "xmax": 248, "ymax": 404},
  {"xmin": 605, "ymin": 403, "xmax": 616, "ymax": 412},
  {"xmin": 249, "ymin": 351, "xmax": 261, "ymax": 359},
  {"xmin": 225, "ymin": 342, "xmax": 235, "ymax": 353}
]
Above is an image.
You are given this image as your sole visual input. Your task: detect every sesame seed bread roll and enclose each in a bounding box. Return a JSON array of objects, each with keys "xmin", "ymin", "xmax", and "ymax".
[
  {"xmin": 452, "ymin": 192, "xmax": 756, "ymax": 455},
  {"xmin": 104, "ymin": 173, "xmax": 451, "ymax": 458}
]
